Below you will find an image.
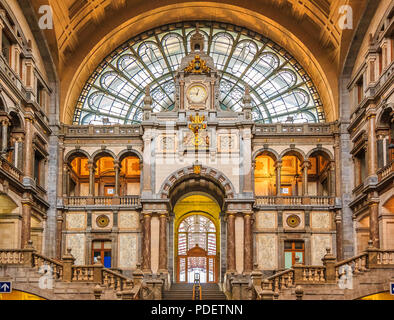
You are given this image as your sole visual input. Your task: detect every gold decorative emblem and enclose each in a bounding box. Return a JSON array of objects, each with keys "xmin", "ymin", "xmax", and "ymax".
[
  {"xmin": 96, "ymin": 215, "xmax": 110, "ymax": 228},
  {"xmin": 193, "ymin": 164, "xmax": 201, "ymax": 175},
  {"xmin": 184, "ymin": 55, "xmax": 210, "ymax": 74},
  {"xmin": 188, "ymin": 113, "xmax": 209, "ymax": 147},
  {"xmin": 286, "ymin": 215, "xmax": 301, "ymax": 228}
]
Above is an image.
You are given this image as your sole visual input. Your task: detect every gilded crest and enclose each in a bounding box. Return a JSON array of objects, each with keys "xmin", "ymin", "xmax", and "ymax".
[{"xmin": 184, "ymin": 55, "xmax": 211, "ymax": 74}]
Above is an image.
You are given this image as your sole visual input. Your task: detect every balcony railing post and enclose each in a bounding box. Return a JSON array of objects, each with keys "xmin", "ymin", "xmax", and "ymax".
[
  {"xmin": 93, "ymin": 256, "xmax": 104, "ymax": 283},
  {"xmin": 23, "ymin": 240, "xmax": 36, "ymax": 267},
  {"xmin": 293, "ymin": 256, "xmax": 304, "ymax": 284},
  {"xmin": 366, "ymin": 240, "xmax": 379, "ymax": 268},
  {"xmin": 322, "ymin": 248, "xmax": 336, "ymax": 283},
  {"xmin": 62, "ymin": 248, "xmax": 75, "ymax": 282}
]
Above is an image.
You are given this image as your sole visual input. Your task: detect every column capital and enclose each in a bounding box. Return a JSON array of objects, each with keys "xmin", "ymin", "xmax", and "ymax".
[
  {"xmin": 274, "ymin": 160, "xmax": 282, "ymax": 169},
  {"xmin": 301, "ymin": 160, "xmax": 311, "ymax": 169}
]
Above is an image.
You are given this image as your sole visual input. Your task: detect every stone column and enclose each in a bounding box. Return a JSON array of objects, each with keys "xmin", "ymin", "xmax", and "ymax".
[
  {"xmin": 243, "ymin": 212, "xmax": 253, "ymax": 273},
  {"xmin": 158, "ymin": 213, "xmax": 168, "ymax": 272},
  {"xmin": 369, "ymin": 201, "xmax": 380, "ymax": 248},
  {"xmin": 179, "ymin": 80, "xmax": 185, "ymax": 110},
  {"xmin": 56, "ymin": 211, "xmax": 63, "ymax": 260},
  {"xmin": 274, "ymin": 161, "xmax": 282, "ymax": 196},
  {"xmin": 226, "ymin": 212, "xmax": 236, "ymax": 273},
  {"xmin": 114, "ymin": 160, "xmax": 120, "ymax": 196},
  {"xmin": 301, "ymin": 161, "xmax": 310, "ymax": 196},
  {"xmin": 367, "ymin": 113, "xmax": 378, "ymax": 176},
  {"xmin": 142, "ymin": 134, "xmax": 152, "ymax": 194},
  {"xmin": 0, "ymin": 18, "xmax": 4, "ymax": 52},
  {"xmin": 141, "ymin": 212, "xmax": 152, "ymax": 273},
  {"xmin": 21, "ymin": 201, "xmax": 31, "ymax": 248},
  {"xmin": 1, "ymin": 119, "xmax": 10, "ymax": 153},
  {"xmin": 242, "ymin": 128, "xmax": 253, "ymax": 193},
  {"xmin": 62, "ymin": 164, "xmax": 70, "ymax": 197},
  {"xmin": 23, "ymin": 116, "xmax": 33, "ymax": 178},
  {"xmin": 335, "ymin": 211, "xmax": 343, "ymax": 260},
  {"xmin": 88, "ymin": 160, "xmax": 95, "ymax": 196},
  {"xmin": 329, "ymin": 161, "xmax": 336, "ymax": 197}
]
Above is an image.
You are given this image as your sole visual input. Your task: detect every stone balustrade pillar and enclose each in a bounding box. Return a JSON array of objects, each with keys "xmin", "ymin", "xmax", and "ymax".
[
  {"xmin": 226, "ymin": 212, "xmax": 236, "ymax": 273},
  {"xmin": 322, "ymin": 248, "xmax": 337, "ymax": 283},
  {"xmin": 243, "ymin": 212, "xmax": 253, "ymax": 273},
  {"xmin": 141, "ymin": 212, "xmax": 152, "ymax": 273},
  {"xmin": 62, "ymin": 248, "xmax": 75, "ymax": 282},
  {"xmin": 158, "ymin": 213, "xmax": 168, "ymax": 272}
]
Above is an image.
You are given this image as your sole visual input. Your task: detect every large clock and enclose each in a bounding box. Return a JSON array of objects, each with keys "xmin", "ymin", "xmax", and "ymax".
[{"xmin": 187, "ymin": 84, "xmax": 208, "ymax": 104}]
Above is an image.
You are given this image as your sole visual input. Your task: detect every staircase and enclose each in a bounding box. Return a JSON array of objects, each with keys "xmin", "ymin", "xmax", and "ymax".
[{"xmin": 163, "ymin": 283, "xmax": 226, "ymax": 300}]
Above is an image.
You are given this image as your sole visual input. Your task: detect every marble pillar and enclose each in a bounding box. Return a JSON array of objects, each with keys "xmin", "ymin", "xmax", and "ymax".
[
  {"xmin": 21, "ymin": 202, "xmax": 31, "ymax": 248},
  {"xmin": 142, "ymin": 213, "xmax": 152, "ymax": 273},
  {"xmin": 275, "ymin": 161, "xmax": 282, "ymax": 196},
  {"xmin": 369, "ymin": 202, "xmax": 380, "ymax": 248},
  {"xmin": 158, "ymin": 214, "xmax": 168, "ymax": 272},
  {"xmin": 227, "ymin": 212, "xmax": 236, "ymax": 273},
  {"xmin": 243, "ymin": 212, "xmax": 253, "ymax": 273}
]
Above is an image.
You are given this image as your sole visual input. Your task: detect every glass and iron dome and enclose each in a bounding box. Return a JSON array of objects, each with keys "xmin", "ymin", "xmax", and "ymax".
[{"xmin": 73, "ymin": 22, "xmax": 325, "ymax": 125}]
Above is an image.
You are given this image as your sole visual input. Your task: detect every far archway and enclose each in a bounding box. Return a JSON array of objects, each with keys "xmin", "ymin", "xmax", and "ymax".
[{"xmin": 174, "ymin": 194, "xmax": 221, "ymax": 283}]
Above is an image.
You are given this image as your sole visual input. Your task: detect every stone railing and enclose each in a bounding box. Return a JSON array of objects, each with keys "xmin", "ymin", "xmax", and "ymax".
[
  {"xmin": 0, "ymin": 243, "xmax": 143, "ymax": 300},
  {"xmin": 266, "ymin": 269, "xmax": 295, "ymax": 292},
  {"xmin": 0, "ymin": 157, "xmax": 23, "ymax": 182},
  {"xmin": 377, "ymin": 161, "xmax": 394, "ymax": 182},
  {"xmin": 65, "ymin": 196, "xmax": 140, "ymax": 207},
  {"xmin": 102, "ymin": 269, "xmax": 130, "ymax": 291},
  {"xmin": 63, "ymin": 124, "xmax": 141, "ymax": 137},
  {"xmin": 335, "ymin": 252, "xmax": 368, "ymax": 280},
  {"xmin": 377, "ymin": 250, "xmax": 394, "ymax": 265},
  {"xmin": 119, "ymin": 196, "xmax": 141, "ymax": 206},
  {"xmin": 255, "ymin": 196, "xmax": 334, "ymax": 207},
  {"xmin": 0, "ymin": 249, "xmax": 27, "ymax": 265},
  {"xmin": 298, "ymin": 266, "xmax": 326, "ymax": 283},
  {"xmin": 254, "ymin": 123, "xmax": 333, "ymax": 136},
  {"xmin": 310, "ymin": 196, "xmax": 334, "ymax": 206},
  {"xmin": 32, "ymin": 252, "xmax": 64, "ymax": 280},
  {"xmin": 249, "ymin": 245, "xmax": 394, "ymax": 300},
  {"xmin": 71, "ymin": 266, "xmax": 95, "ymax": 282}
]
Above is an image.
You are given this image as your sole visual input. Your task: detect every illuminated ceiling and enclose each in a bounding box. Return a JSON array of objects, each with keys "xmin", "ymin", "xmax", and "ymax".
[
  {"xmin": 28, "ymin": 0, "xmax": 368, "ymax": 123},
  {"xmin": 73, "ymin": 22, "xmax": 325, "ymax": 125}
]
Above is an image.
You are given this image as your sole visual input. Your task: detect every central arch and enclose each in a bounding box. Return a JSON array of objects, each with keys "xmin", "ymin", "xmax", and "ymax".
[{"xmin": 174, "ymin": 194, "xmax": 221, "ymax": 283}]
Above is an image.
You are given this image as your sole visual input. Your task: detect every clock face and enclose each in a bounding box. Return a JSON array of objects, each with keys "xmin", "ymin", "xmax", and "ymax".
[{"xmin": 187, "ymin": 84, "xmax": 208, "ymax": 104}]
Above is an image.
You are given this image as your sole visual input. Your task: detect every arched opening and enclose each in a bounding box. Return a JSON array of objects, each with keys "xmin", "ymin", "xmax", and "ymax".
[
  {"xmin": 119, "ymin": 153, "xmax": 141, "ymax": 196},
  {"xmin": 377, "ymin": 107, "xmax": 394, "ymax": 169},
  {"xmin": 307, "ymin": 151, "xmax": 332, "ymax": 196},
  {"xmin": 94, "ymin": 156, "xmax": 116, "ymax": 197},
  {"xmin": 174, "ymin": 194, "xmax": 220, "ymax": 283},
  {"xmin": 254, "ymin": 152, "xmax": 277, "ymax": 196},
  {"xmin": 280, "ymin": 151, "xmax": 304, "ymax": 196},
  {"xmin": 0, "ymin": 193, "xmax": 19, "ymax": 249},
  {"xmin": 68, "ymin": 152, "xmax": 90, "ymax": 197}
]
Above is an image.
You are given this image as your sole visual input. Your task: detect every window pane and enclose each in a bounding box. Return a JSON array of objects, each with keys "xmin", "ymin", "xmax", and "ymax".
[
  {"xmin": 294, "ymin": 242, "xmax": 303, "ymax": 250},
  {"xmin": 284, "ymin": 241, "xmax": 292, "ymax": 250},
  {"xmin": 284, "ymin": 252, "xmax": 293, "ymax": 269}
]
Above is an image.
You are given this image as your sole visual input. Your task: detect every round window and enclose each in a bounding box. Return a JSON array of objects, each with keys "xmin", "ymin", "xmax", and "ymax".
[
  {"xmin": 96, "ymin": 215, "xmax": 110, "ymax": 228},
  {"xmin": 286, "ymin": 215, "xmax": 301, "ymax": 228}
]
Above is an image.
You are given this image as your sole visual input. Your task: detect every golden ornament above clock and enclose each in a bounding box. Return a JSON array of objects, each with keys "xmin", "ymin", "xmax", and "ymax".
[{"xmin": 187, "ymin": 84, "xmax": 208, "ymax": 104}]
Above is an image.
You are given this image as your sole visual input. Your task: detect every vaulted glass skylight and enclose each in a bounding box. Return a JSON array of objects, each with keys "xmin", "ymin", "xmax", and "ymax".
[{"xmin": 73, "ymin": 22, "xmax": 325, "ymax": 125}]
